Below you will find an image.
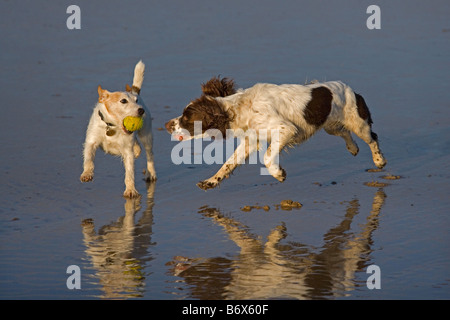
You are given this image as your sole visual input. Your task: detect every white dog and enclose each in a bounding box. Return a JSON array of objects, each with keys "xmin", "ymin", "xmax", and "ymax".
[
  {"xmin": 165, "ymin": 77, "xmax": 386, "ymax": 190},
  {"xmin": 80, "ymin": 61, "xmax": 156, "ymax": 198}
]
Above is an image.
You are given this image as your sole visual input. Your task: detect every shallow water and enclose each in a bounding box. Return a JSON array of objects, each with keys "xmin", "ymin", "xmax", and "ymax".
[{"xmin": 1, "ymin": 0, "xmax": 449, "ymax": 299}]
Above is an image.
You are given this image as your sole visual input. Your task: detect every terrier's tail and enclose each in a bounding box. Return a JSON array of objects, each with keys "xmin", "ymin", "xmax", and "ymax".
[{"xmin": 131, "ymin": 60, "xmax": 145, "ymax": 94}]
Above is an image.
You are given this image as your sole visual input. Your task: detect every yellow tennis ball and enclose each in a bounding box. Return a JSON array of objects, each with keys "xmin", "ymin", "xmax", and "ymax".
[{"xmin": 123, "ymin": 116, "xmax": 144, "ymax": 132}]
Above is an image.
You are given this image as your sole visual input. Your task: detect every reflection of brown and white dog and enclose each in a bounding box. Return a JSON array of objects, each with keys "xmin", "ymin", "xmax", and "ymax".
[
  {"xmin": 165, "ymin": 77, "xmax": 386, "ymax": 190},
  {"xmin": 80, "ymin": 61, "xmax": 156, "ymax": 198},
  {"xmin": 170, "ymin": 191, "xmax": 386, "ymax": 299}
]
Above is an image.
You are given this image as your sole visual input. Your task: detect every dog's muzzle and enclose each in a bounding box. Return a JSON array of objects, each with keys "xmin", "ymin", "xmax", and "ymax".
[
  {"xmin": 165, "ymin": 119, "xmax": 189, "ymax": 141},
  {"xmin": 165, "ymin": 119, "xmax": 175, "ymax": 133}
]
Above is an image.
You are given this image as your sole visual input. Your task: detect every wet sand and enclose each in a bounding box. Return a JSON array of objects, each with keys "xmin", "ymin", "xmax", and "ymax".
[{"xmin": 0, "ymin": 0, "xmax": 449, "ymax": 299}]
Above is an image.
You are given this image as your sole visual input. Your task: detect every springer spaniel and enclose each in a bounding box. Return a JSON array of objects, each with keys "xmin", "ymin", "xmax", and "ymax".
[{"xmin": 165, "ymin": 77, "xmax": 386, "ymax": 190}]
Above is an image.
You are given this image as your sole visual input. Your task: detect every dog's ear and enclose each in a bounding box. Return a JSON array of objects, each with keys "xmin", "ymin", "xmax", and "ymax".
[
  {"xmin": 201, "ymin": 77, "xmax": 236, "ymax": 98},
  {"xmin": 125, "ymin": 84, "xmax": 132, "ymax": 92},
  {"xmin": 208, "ymin": 113, "xmax": 230, "ymax": 138},
  {"xmin": 98, "ymin": 85, "xmax": 110, "ymax": 103},
  {"xmin": 202, "ymin": 96, "xmax": 231, "ymax": 138}
]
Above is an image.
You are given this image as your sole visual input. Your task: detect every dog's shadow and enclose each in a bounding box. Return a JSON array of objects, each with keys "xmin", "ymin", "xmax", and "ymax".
[
  {"xmin": 81, "ymin": 182, "xmax": 156, "ymax": 299},
  {"xmin": 168, "ymin": 188, "xmax": 387, "ymax": 299}
]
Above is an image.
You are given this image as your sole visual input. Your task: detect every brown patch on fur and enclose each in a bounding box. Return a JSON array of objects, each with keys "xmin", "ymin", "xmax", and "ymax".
[
  {"xmin": 177, "ymin": 76, "xmax": 236, "ymax": 138},
  {"xmin": 355, "ymin": 93, "xmax": 373, "ymax": 125},
  {"xmin": 125, "ymin": 83, "xmax": 141, "ymax": 94},
  {"xmin": 132, "ymin": 85, "xmax": 141, "ymax": 95},
  {"xmin": 201, "ymin": 77, "xmax": 236, "ymax": 97},
  {"xmin": 105, "ymin": 92, "xmax": 123, "ymax": 103},
  {"xmin": 371, "ymin": 131, "xmax": 378, "ymax": 142},
  {"xmin": 304, "ymin": 87, "xmax": 333, "ymax": 127},
  {"xmin": 180, "ymin": 96, "xmax": 231, "ymax": 138}
]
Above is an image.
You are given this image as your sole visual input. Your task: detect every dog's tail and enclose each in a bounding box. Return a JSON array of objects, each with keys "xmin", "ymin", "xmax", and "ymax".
[{"xmin": 131, "ymin": 60, "xmax": 145, "ymax": 94}]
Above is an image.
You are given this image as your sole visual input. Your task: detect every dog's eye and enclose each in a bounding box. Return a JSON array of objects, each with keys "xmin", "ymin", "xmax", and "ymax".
[
  {"xmin": 135, "ymin": 98, "xmax": 138, "ymax": 103},
  {"xmin": 120, "ymin": 99, "xmax": 128, "ymax": 104}
]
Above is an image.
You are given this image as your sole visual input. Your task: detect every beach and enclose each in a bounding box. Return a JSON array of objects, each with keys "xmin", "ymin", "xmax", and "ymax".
[{"xmin": 0, "ymin": 0, "xmax": 449, "ymax": 299}]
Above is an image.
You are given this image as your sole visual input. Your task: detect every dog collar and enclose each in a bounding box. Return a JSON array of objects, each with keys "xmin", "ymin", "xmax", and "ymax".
[
  {"xmin": 98, "ymin": 110, "xmax": 115, "ymax": 127},
  {"xmin": 98, "ymin": 111, "xmax": 117, "ymax": 136}
]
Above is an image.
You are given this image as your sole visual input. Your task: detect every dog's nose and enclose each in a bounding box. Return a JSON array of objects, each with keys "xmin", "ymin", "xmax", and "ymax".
[
  {"xmin": 138, "ymin": 108, "xmax": 145, "ymax": 116},
  {"xmin": 165, "ymin": 120, "xmax": 173, "ymax": 133}
]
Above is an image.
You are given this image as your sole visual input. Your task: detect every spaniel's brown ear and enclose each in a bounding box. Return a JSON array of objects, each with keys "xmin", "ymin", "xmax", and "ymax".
[
  {"xmin": 201, "ymin": 77, "xmax": 236, "ymax": 97},
  {"xmin": 209, "ymin": 112, "xmax": 231, "ymax": 138},
  {"xmin": 125, "ymin": 84, "xmax": 132, "ymax": 92},
  {"xmin": 202, "ymin": 97, "xmax": 231, "ymax": 138}
]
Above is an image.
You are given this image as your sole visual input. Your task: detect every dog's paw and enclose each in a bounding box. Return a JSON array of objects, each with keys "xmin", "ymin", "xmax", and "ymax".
[
  {"xmin": 197, "ymin": 179, "xmax": 219, "ymax": 191},
  {"xmin": 278, "ymin": 168, "xmax": 287, "ymax": 182},
  {"xmin": 375, "ymin": 158, "xmax": 387, "ymax": 169},
  {"xmin": 80, "ymin": 172, "xmax": 93, "ymax": 182},
  {"xmin": 266, "ymin": 164, "xmax": 286, "ymax": 182},
  {"xmin": 272, "ymin": 167, "xmax": 286, "ymax": 182},
  {"xmin": 267, "ymin": 224, "xmax": 288, "ymax": 245},
  {"xmin": 144, "ymin": 173, "xmax": 157, "ymax": 183},
  {"xmin": 347, "ymin": 143, "xmax": 359, "ymax": 156},
  {"xmin": 81, "ymin": 218, "xmax": 94, "ymax": 228},
  {"xmin": 123, "ymin": 188, "xmax": 140, "ymax": 198},
  {"xmin": 373, "ymin": 152, "xmax": 387, "ymax": 169}
]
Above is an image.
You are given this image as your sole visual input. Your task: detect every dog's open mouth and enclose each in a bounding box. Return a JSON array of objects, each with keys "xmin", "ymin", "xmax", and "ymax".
[
  {"xmin": 122, "ymin": 125, "xmax": 134, "ymax": 135},
  {"xmin": 122, "ymin": 116, "xmax": 144, "ymax": 134},
  {"xmin": 171, "ymin": 132, "xmax": 203, "ymax": 141},
  {"xmin": 173, "ymin": 133, "xmax": 186, "ymax": 141}
]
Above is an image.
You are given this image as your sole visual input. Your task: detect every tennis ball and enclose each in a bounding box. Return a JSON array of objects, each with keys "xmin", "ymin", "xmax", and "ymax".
[{"xmin": 123, "ymin": 116, "xmax": 144, "ymax": 132}]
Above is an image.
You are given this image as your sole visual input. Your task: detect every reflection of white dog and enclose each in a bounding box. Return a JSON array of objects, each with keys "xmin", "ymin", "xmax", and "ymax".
[
  {"xmin": 81, "ymin": 182, "xmax": 156, "ymax": 299},
  {"xmin": 165, "ymin": 77, "xmax": 386, "ymax": 190},
  {"xmin": 80, "ymin": 61, "xmax": 156, "ymax": 198}
]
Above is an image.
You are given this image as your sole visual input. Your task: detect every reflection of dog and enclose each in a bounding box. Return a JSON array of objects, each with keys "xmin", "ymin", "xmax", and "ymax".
[
  {"xmin": 80, "ymin": 61, "xmax": 156, "ymax": 198},
  {"xmin": 165, "ymin": 77, "xmax": 386, "ymax": 190},
  {"xmin": 169, "ymin": 190, "xmax": 386, "ymax": 299},
  {"xmin": 81, "ymin": 182, "xmax": 156, "ymax": 299}
]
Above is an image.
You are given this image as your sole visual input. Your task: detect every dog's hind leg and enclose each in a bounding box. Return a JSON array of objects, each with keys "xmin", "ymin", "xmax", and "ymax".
[
  {"xmin": 324, "ymin": 124, "xmax": 359, "ymax": 156},
  {"xmin": 263, "ymin": 129, "xmax": 296, "ymax": 182},
  {"xmin": 347, "ymin": 93, "xmax": 386, "ymax": 169},
  {"xmin": 138, "ymin": 130, "xmax": 157, "ymax": 182},
  {"xmin": 353, "ymin": 125, "xmax": 386, "ymax": 169},
  {"xmin": 133, "ymin": 139, "xmax": 142, "ymax": 158}
]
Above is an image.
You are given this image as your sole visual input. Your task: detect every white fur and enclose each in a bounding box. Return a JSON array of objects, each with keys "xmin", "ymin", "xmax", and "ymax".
[
  {"xmin": 80, "ymin": 61, "xmax": 156, "ymax": 198},
  {"xmin": 132, "ymin": 60, "xmax": 145, "ymax": 90}
]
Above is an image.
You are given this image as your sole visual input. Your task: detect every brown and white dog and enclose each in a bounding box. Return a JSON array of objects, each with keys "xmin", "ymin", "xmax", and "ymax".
[
  {"xmin": 165, "ymin": 77, "xmax": 386, "ymax": 190},
  {"xmin": 80, "ymin": 61, "xmax": 156, "ymax": 198}
]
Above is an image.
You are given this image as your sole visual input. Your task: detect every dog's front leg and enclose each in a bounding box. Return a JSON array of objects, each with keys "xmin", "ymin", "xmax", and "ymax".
[
  {"xmin": 122, "ymin": 150, "xmax": 139, "ymax": 198},
  {"xmin": 197, "ymin": 137, "xmax": 256, "ymax": 190},
  {"xmin": 80, "ymin": 141, "xmax": 98, "ymax": 182}
]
